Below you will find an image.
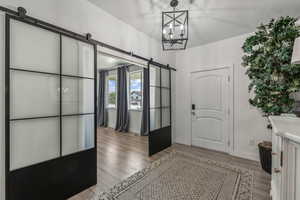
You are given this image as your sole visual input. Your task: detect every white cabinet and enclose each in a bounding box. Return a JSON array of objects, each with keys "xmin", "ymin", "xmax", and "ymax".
[
  {"xmin": 269, "ymin": 116, "xmax": 300, "ymax": 200},
  {"xmin": 282, "ymin": 140, "xmax": 300, "ymax": 200},
  {"xmin": 271, "ymin": 131, "xmax": 282, "ymax": 200}
]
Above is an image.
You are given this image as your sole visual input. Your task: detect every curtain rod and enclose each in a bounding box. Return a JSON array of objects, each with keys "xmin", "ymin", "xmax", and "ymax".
[
  {"xmin": 99, "ymin": 51, "xmax": 148, "ymax": 68},
  {"xmin": 0, "ymin": 5, "xmax": 176, "ymax": 71},
  {"xmin": 99, "ymin": 64, "xmax": 136, "ymax": 72}
]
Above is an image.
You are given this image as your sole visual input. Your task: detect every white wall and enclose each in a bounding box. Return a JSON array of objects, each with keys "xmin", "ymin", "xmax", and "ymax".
[
  {"xmin": 107, "ymin": 110, "xmax": 142, "ymax": 134},
  {"xmin": 174, "ymin": 33, "xmax": 271, "ymax": 161},
  {"xmin": 107, "ymin": 109, "xmax": 117, "ymax": 129},
  {"xmin": 0, "ymin": 0, "xmax": 175, "ymax": 199},
  {"xmin": 128, "ymin": 111, "xmax": 142, "ymax": 134}
]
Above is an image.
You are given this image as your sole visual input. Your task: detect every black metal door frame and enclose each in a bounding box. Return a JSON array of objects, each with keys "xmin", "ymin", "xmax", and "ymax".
[
  {"xmin": 147, "ymin": 61, "xmax": 172, "ymax": 156},
  {"xmin": 5, "ymin": 14, "xmax": 97, "ymax": 200}
]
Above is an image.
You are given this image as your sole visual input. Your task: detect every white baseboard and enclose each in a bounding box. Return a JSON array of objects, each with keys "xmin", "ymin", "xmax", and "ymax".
[
  {"xmin": 231, "ymin": 151, "xmax": 259, "ymax": 161},
  {"xmin": 175, "ymin": 138, "xmax": 260, "ymax": 162},
  {"xmin": 174, "ymin": 138, "xmax": 191, "ymax": 146}
]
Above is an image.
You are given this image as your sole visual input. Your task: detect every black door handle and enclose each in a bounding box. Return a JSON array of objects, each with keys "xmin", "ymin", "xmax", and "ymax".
[{"xmin": 192, "ymin": 104, "xmax": 195, "ymax": 110}]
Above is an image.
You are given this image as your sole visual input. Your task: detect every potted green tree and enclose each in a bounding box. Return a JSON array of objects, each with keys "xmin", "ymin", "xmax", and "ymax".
[{"xmin": 242, "ymin": 16, "xmax": 300, "ymax": 174}]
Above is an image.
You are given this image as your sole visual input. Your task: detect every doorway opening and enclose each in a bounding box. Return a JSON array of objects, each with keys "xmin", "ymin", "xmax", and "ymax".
[
  {"xmin": 97, "ymin": 52, "xmax": 148, "ymax": 136},
  {"xmin": 96, "ymin": 52, "xmax": 149, "ymax": 191}
]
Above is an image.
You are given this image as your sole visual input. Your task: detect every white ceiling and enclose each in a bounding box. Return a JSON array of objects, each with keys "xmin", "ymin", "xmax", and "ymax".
[{"xmin": 88, "ymin": 0, "xmax": 300, "ymax": 48}]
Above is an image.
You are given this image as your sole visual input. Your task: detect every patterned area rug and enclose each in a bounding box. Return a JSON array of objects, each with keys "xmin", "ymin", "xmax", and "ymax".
[{"xmin": 97, "ymin": 151, "xmax": 253, "ymax": 200}]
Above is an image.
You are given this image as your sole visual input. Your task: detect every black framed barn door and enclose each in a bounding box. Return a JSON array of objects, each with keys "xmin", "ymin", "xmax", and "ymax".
[
  {"xmin": 148, "ymin": 62, "xmax": 172, "ymax": 156},
  {"xmin": 5, "ymin": 14, "xmax": 97, "ymax": 200}
]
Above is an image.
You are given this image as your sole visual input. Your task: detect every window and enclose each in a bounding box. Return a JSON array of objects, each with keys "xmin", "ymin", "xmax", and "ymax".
[
  {"xmin": 107, "ymin": 74, "xmax": 117, "ymax": 108},
  {"xmin": 129, "ymin": 71, "xmax": 143, "ymax": 110}
]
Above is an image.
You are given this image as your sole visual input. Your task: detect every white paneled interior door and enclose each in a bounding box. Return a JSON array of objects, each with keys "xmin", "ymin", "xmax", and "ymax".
[{"xmin": 191, "ymin": 68, "xmax": 231, "ymax": 153}]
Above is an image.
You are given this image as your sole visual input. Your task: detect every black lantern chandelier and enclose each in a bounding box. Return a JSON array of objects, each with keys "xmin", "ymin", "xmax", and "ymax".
[{"xmin": 162, "ymin": 0, "xmax": 189, "ymax": 50}]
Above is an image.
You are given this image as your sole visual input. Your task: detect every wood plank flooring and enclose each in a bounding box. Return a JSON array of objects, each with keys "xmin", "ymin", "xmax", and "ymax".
[{"xmin": 69, "ymin": 127, "xmax": 271, "ymax": 200}]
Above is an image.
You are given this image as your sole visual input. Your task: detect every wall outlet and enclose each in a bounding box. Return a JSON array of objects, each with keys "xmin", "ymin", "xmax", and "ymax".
[{"xmin": 249, "ymin": 139, "xmax": 255, "ymax": 146}]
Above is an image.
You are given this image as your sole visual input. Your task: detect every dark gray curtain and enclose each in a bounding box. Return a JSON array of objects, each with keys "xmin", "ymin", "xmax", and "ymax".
[
  {"xmin": 140, "ymin": 68, "xmax": 149, "ymax": 136},
  {"xmin": 115, "ymin": 66, "xmax": 130, "ymax": 132},
  {"xmin": 98, "ymin": 70, "xmax": 108, "ymax": 127}
]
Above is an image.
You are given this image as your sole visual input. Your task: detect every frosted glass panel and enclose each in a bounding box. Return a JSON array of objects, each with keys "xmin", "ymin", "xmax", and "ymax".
[
  {"xmin": 150, "ymin": 87, "xmax": 160, "ymax": 108},
  {"xmin": 162, "ymin": 108, "xmax": 171, "ymax": 127},
  {"xmin": 162, "ymin": 89, "xmax": 170, "ymax": 107},
  {"xmin": 62, "ymin": 115, "xmax": 95, "ymax": 156},
  {"xmin": 150, "ymin": 66, "xmax": 160, "ymax": 86},
  {"xmin": 62, "ymin": 36, "xmax": 94, "ymax": 78},
  {"xmin": 10, "ymin": 118, "xmax": 60, "ymax": 170},
  {"xmin": 10, "ymin": 19, "xmax": 60, "ymax": 73},
  {"xmin": 10, "ymin": 71, "xmax": 59, "ymax": 119},
  {"xmin": 161, "ymin": 69, "xmax": 170, "ymax": 88},
  {"xmin": 62, "ymin": 77, "xmax": 94, "ymax": 115},
  {"xmin": 150, "ymin": 109, "xmax": 161, "ymax": 131}
]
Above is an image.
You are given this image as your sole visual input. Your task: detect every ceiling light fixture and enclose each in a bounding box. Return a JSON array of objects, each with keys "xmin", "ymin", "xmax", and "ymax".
[{"xmin": 162, "ymin": 0, "xmax": 189, "ymax": 51}]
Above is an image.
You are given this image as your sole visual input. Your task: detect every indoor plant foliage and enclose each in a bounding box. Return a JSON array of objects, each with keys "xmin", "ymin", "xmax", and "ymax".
[
  {"xmin": 242, "ymin": 16, "xmax": 300, "ymax": 174},
  {"xmin": 242, "ymin": 16, "xmax": 300, "ymax": 116}
]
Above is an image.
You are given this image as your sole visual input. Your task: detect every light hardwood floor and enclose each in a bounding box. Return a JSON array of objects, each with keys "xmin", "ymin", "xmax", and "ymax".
[{"xmin": 70, "ymin": 127, "xmax": 271, "ymax": 200}]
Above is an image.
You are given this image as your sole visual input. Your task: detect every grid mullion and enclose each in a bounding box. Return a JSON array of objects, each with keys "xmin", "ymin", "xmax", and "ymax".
[
  {"xmin": 149, "ymin": 85, "xmax": 170, "ymax": 89},
  {"xmin": 150, "ymin": 106, "xmax": 170, "ymax": 109},
  {"xmin": 59, "ymin": 34, "xmax": 62, "ymax": 157},
  {"xmin": 61, "ymin": 74, "xmax": 94, "ymax": 80},
  {"xmin": 10, "ymin": 67, "xmax": 95, "ymax": 80},
  {"xmin": 169, "ymin": 69, "xmax": 172, "ymax": 127},
  {"xmin": 10, "ymin": 113, "xmax": 95, "ymax": 121},
  {"xmin": 160, "ymin": 67, "xmax": 162, "ymax": 129}
]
